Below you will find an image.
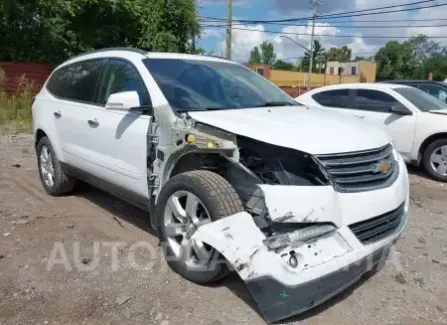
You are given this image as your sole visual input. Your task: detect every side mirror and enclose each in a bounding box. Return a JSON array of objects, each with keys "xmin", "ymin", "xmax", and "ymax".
[
  {"xmin": 390, "ymin": 103, "xmax": 412, "ymax": 115},
  {"xmin": 105, "ymin": 91, "xmax": 141, "ymax": 111}
]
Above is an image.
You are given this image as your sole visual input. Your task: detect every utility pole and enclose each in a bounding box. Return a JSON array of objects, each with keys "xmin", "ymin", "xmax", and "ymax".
[
  {"xmin": 308, "ymin": 0, "xmax": 320, "ymax": 90},
  {"xmin": 226, "ymin": 0, "xmax": 232, "ymax": 60}
]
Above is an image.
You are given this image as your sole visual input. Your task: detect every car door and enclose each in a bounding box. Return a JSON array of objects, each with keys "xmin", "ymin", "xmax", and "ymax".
[
  {"xmin": 53, "ymin": 59, "xmax": 107, "ymax": 171},
  {"xmin": 350, "ymin": 89, "xmax": 417, "ymax": 160},
  {"xmin": 82, "ymin": 58, "xmax": 152, "ymax": 200}
]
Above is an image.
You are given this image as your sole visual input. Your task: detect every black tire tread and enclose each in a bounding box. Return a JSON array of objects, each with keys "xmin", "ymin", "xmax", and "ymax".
[{"xmin": 178, "ymin": 170, "xmax": 244, "ymax": 217}]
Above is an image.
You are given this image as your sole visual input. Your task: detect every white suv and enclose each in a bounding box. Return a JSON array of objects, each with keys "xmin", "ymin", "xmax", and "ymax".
[{"xmin": 33, "ymin": 48, "xmax": 410, "ymax": 323}]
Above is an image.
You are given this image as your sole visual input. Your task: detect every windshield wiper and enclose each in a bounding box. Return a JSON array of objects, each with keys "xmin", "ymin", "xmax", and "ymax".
[{"xmin": 257, "ymin": 101, "xmax": 298, "ymax": 107}]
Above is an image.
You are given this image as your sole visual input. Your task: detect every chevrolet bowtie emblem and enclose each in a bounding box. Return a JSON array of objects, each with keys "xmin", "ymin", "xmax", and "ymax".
[{"xmin": 372, "ymin": 160, "xmax": 391, "ymax": 174}]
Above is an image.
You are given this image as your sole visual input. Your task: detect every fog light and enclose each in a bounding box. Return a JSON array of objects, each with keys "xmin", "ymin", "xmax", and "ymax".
[{"xmin": 263, "ymin": 224, "xmax": 336, "ymax": 251}]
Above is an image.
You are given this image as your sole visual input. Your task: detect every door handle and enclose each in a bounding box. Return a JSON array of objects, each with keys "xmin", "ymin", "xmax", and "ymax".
[
  {"xmin": 54, "ymin": 111, "xmax": 61, "ymax": 118},
  {"xmin": 87, "ymin": 118, "xmax": 99, "ymax": 127},
  {"xmin": 355, "ymin": 115, "xmax": 365, "ymax": 119}
]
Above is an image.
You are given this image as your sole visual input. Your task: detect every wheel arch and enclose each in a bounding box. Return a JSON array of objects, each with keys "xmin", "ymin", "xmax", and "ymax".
[
  {"xmin": 35, "ymin": 128, "xmax": 47, "ymax": 148},
  {"xmin": 417, "ymin": 132, "xmax": 447, "ymax": 165}
]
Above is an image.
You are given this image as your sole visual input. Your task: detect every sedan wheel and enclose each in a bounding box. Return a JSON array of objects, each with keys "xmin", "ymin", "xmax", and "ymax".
[{"xmin": 422, "ymin": 138, "xmax": 447, "ymax": 182}]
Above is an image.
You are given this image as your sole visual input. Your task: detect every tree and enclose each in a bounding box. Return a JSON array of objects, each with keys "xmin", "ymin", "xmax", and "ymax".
[
  {"xmin": 249, "ymin": 46, "xmax": 261, "ymax": 64},
  {"xmin": 249, "ymin": 41, "xmax": 277, "ymax": 65},
  {"xmin": 354, "ymin": 56, "xmax": 373, "ymax": 61},
  {"xmin": 0, "ymin": 0, "xmax": 201, "ymax": 65},
  {"xmin": 302, "ymin": 40, "xmax": 326, "ymax": 73},
  {"xmin": 375, "ymin": 40, "xmax": 415, "ymax": 80},
  {"xmin": 325, "ymin": 46, "xmax": 352, "ymax": 62},
  {"xmin": 260, "ymin": 41, "xmax": 276, "ymax": 66},
  {"xmin": 272, "ymin": 59, "xmax": 295, "ymax": 70}
]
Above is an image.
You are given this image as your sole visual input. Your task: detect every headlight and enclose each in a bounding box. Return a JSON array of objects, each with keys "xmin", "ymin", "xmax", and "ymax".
[{"xmin": 263, "ymin": 224, "xmax": 336, "ymax": 251}]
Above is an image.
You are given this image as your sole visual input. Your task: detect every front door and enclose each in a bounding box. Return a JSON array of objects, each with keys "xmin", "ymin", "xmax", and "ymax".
[{"xmin": 84, "ymin": 58, "xmax": 152, "ymax": 199}]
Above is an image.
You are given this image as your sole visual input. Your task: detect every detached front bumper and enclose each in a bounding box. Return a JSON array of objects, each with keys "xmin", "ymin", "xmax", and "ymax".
[
  {"xmin": 245, "ymin": 244, "xmax": 392, "ymax": 323},
  {"xmin": 192, "ymin": 157, "xmax": 409, "ymax": 324}
]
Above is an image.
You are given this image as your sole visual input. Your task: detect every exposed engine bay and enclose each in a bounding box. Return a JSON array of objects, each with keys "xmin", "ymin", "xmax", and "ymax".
[{"xmin": 237, "ymin": 136, "xmax": 329, "ymax": 186}]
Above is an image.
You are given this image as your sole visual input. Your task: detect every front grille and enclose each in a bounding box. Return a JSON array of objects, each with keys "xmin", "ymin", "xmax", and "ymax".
[
  {"xmin": 315, "ymin": 144, "xmax": 398, "ymax": 192},
  {"xmin": 349, "ymin": 202, "xmax": 405, "ymax": 244}
]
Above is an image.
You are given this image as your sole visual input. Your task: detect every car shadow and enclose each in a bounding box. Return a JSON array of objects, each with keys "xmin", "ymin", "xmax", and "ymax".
[
  {"xmin": 406, "ymin": 164, "xmax": 432, "ymax": 180},
  {"xmin": 73, "ymin": 181, "xmax": 156, "ymax": 235}
]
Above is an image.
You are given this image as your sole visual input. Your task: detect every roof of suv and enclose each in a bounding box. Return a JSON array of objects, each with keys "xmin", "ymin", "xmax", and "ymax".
[{"xmin": 64, "ymin": 47, "xmax": 234, "ymax": 66}]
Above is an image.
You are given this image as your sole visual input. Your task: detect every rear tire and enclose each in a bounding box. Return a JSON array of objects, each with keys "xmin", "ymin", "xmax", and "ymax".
[
  {"xmin": 37, "ymin": 137, "xmax": 76, "ymax": 195},
  {"xmin": 156, "ymin": 170, "xmax": 244, "ymax": 284},
  {"xmin": 422, "ymin": 138, "xmax": 447, "ymax": 182}
]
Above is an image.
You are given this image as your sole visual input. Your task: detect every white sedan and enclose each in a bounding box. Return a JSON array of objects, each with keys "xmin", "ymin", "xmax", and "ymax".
[{"xmin": 297, "ymin": 83, "xmax": 447, "ymax": 182}]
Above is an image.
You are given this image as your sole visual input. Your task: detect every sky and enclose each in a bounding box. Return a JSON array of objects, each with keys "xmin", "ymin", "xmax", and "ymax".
[{"xmin": 197, "ymin": 0, "xmax": 447, "ymax": 63}]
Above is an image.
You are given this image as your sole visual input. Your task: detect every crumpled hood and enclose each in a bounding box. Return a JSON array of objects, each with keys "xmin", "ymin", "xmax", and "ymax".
[{"xmin": 188, "ymin": 106, "xmax": 391, "ymax": 154}]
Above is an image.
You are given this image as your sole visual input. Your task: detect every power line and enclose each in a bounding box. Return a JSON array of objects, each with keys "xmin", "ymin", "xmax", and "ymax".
[
  {"xmin": 200, "ymin": 25, "xmax": 447, "ymax": 39},
  {"xmin": 199, "ymin": 0, "xmax": 442, "ymax": 23},
  {"xmin": 201, "ymin": 17, "xmax": 447, "ymax": 24},
  {"xmin": 201, "ymin": 22, "xmax": 447, "ymax": 29}
]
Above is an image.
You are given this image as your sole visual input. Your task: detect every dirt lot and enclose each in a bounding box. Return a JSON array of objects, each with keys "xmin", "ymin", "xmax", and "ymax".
[{"xmin": 0, "ymin": 134, "xmax": 446, "ymax": 325}]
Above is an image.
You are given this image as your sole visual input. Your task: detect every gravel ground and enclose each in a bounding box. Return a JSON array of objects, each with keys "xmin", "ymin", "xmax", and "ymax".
[{"xmin": 0, "ymin": 134, "xmax": 446, "ymax": 325}]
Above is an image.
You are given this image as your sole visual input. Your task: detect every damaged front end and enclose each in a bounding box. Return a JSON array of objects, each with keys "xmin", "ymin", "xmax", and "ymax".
[{"xmin": 183, "ymin": 127, "xmax": 409, "ymax": 324}]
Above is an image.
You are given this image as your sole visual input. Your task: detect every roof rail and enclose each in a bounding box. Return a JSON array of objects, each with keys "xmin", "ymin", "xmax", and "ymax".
[{"xmin": 69, "ymin": 47, "xmax": 147, "ymax": 60}]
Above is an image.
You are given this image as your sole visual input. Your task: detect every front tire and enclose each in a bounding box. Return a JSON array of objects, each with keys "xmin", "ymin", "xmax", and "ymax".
[
  {"xmin": 156, "ymin": 170, "xmax": 244, "ymax": 284},
  {"xmin": 422, "ymin": 138, "xmax": 447, "ymax": 182},
  {"xmin": 37, "ymin": 137, "xmax": 76, "ymax": 195}
]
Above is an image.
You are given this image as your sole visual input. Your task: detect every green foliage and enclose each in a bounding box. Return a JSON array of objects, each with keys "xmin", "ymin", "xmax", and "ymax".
[
  {"xmin": 375, "ymin": 41, "xmax": 414, "ymax": 80},
  {"xmin": 249, "ymin": 42, "xmax": 277, "ymax": 66},
  {"xmin": 326, "ymin": 46, "xmax": 352, "ymax": 62},
  {"xmin": 0, "ymin": 0, "xmax": 201, "ymax": 66},
  {"xmin": 0, "ymin": 69, "xmax": 35, "ymax": 133},
  {"xmin": 375, "ymin": 34, "xmax": 447, "ymax": 81},
  {"xmin": 354, "ymin": 56, "xmax": 373, "ymax": 61},
  {"xmin": 260, "ymin": 41, "xmax": 276, "ymax": 66},
  {"xmin": 272, "ymin": 59, "xmax": 295, "ymax": 70},
  {"xmin": 249, "ymin": 46, "xmax": 262, "ymax": 64},
  {"xmin": 302, "ymin": 40, "xmax": 326, "ymax": 72}
]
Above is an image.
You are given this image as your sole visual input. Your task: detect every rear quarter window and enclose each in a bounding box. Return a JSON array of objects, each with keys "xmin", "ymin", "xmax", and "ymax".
[
  {"xmin": 312, "ymin": 89, "xmax": 351, "ymax": 108},
  {"xmin": 46, "ymin": 67, "xmax": 71, "ymax": 98}
]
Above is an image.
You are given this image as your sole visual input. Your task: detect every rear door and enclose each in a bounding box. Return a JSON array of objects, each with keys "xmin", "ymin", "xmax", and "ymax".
[
  {"xmin": 351, "ymin": 89, "xmax": 417, "ymax": 160},
  {"xmin": 83, "ymin": 58, "xmax": 152, "ymax": 199},
  {"xmin": 55, "ymin": 59, "xmax": 107, "ymax": 174}
]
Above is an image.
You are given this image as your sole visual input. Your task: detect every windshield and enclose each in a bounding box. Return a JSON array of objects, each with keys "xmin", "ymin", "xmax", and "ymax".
[
  {"xmin": 394, "ymin": 86, "xmax": 447, "ymax": 112},
  {"xmin": 143, "ymin": 58, "xmax": 298, "ymax": 112}
]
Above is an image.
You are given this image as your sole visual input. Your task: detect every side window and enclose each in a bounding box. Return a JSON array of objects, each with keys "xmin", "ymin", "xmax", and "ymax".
[
  {"xmin": 46, "ymin": 66, "xmax": 71, "ymax": 98},
  {"xmin": 419, "ymin": 84, "xmax": 447, "ymax": 102},
  {"xmin": 312, "ymin": 89, "xmax": 351, "ymax": 108},
  {"xmin": 355, "ymin": 89, "xmax": 399, "ymax": 113},
  {"xmin": 65, "ymin": 59, "xmax": 105, "ymax": 103},
  {"xmin": 97, "ymin": 59, "xmax": 149, "ymax": 106}
]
